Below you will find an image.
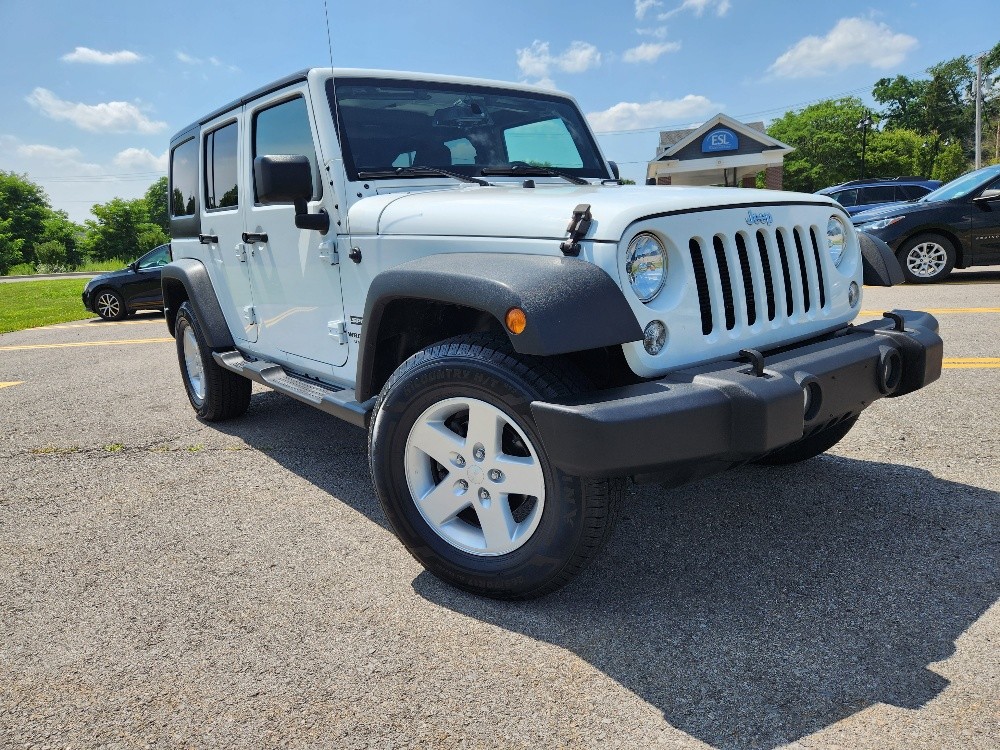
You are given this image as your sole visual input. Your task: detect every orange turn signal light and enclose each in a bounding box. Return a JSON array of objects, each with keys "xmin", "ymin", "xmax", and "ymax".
[{"xmin": 505, "ymin": 307, "xmax": 527, "ymax": 335}]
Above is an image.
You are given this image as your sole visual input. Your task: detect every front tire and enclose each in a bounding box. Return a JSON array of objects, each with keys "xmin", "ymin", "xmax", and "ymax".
[
  {"xmin": 174, "ymin": 301, "xmax": 251, "ymax": 421},
  {"xmin": 94, "ymin": 288, "xmax": 127, "ymax": 320},
  {"xmin": 369, "ymin": 336, "xmax": 624, "ymax": 600},
  {"xmin": 897, "ymin": 234, "xmax": 956, "ymax": 283}
]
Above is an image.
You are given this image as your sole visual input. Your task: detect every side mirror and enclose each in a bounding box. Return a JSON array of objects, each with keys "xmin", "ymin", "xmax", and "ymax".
[
  {"xmin": 129, "ymin": 261, "xmax": 139, "ymax": 272},
  {"xmin": 254, "ymin": 155, "xmax": 330, "ymax": 233},
  {"xmin": 608, "ymin": 161, "xmax": 621, "ymax": 180},
  {"xmin": 972, "ymin": 188, "xmax": 1000, "ymax": 207}
]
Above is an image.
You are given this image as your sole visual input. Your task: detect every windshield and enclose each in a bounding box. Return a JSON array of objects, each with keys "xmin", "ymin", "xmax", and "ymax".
[
  {"xmin": 328, "ymin": 77, "xmax": 609, "ymax": 182},
  {"xmin": 920, "ymin": 164, "xmax": 1000, "ymax": 203}
]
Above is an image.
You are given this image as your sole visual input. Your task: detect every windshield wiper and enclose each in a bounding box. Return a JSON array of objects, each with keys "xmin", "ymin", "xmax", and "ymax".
[
  {"xmin": 480, "ymin": 164, "xmax": 590, "ymax": 185},
  {"xmin": 358, "ymin": 166, "xmax": 490, "ymax": 186}
]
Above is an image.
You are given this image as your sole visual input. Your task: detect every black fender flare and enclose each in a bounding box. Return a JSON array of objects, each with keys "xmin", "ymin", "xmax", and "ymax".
[
  {"xmin": 357, "ymin": 253, "xmax": 643, "ymax": 401},
  {"xmin": 161, "ymin": 258, "xmax": 235, "ymax": 349},
  {"xmin": 858, "ymin": 232, "xmax": 906, "ymax": 286}
]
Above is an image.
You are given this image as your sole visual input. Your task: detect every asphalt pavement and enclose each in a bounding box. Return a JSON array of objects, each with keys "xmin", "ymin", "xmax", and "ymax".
[{"xmin": 1, "ymin": 272, "xmax": 997, "ymax": 749}]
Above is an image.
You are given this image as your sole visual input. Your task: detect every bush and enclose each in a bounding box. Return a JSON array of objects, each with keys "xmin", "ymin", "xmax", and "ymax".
[{"xmin": 34, "ymin": 239, "xmax": 69, "ymax": 268}]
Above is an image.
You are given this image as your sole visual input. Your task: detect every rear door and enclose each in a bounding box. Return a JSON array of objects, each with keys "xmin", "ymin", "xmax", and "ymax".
[
  {"xmin": 970, "ymin": 177, "xmax": 1000, "ymax": 265},
  {"xmin": 200, "ymin": 113, "xmax": 256, "ymax": 343},
  {"xmin": 244, "ymin": 85, "xmax": 348, "ymax": 370}
]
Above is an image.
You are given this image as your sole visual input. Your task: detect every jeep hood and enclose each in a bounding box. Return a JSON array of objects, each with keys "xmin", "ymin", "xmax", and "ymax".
[{"xmin": 348, "ymin": 184, "xmax": 840, "ymax": 242}]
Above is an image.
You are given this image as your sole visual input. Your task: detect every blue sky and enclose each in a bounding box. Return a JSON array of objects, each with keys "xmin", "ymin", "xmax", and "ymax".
[{"xmin": 1, "ymin": 0, "xmax": 997, "ymax": 222}]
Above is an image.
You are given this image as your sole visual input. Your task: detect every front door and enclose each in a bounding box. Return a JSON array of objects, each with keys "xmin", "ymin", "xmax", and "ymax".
[
  {"xmin": 971, "ymin": 177, "xmax": 1000, "ymax": 266},
  {"xmin": 201, "ymin": 112, "xmax": 257, "ymax": 342},
  {"xmin": 244, "ymin": 86, "xmax": 348, "ymax": 371}
]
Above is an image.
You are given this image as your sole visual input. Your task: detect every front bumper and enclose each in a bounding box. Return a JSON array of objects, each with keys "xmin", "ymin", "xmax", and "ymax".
[{"xmin": 530, "ymin": 309, "xmax": 942, "ymax": 480}]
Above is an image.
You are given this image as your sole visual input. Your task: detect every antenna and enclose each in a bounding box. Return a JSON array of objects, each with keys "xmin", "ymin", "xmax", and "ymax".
[{"xmin": 323, "ymin": 0, "xmax": 334, "ymax": 68}]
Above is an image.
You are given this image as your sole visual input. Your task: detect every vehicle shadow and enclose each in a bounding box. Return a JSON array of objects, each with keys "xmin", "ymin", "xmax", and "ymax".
[
  {"xmin": 209, "ymin": 394, "xmax": 998, "ymax": 750},
  {"xmin": 943, "ymin": 268, "xmax": 1000, "ymax": 284}
]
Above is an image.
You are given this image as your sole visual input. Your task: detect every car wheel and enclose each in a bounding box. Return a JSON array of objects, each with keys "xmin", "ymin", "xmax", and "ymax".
[
  {"xmin": 897, "ymin": 234, "xmax": 956, "ymax": 283},
  {"xmin": 174, "ymin": 301, "xmax": 252, "ymax": 421},
  {"xmin": 94, "ymin": 288, "xmax": 127, "ymax": 320},
  {"xmin": 369, "ymin": 334, "xmax": 625, "ymax": 600},
  {"xmin": 757, "ymin": 416, "xmax": 859, "ymax": 466}
]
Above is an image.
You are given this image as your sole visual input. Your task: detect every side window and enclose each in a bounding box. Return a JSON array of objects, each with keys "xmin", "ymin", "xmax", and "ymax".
[
  {"xmin": 138, "ymin": 245, "xmax": 170, "ymax": 269},
  {"xmin": 861, "ymin": 186, "xmax": 896, "ymax": 204},
  {"xmin": 170, "ymin": 137, "xmax": 197, "ymax": 217},
  {"xmin": 504, "ymin": 118, "xmax": 584, "ymax": 168},
  {"xmin": 204, "ymin": 121, "xmax": 239, "ymax": 210},
  {"xmin": 253, "ymin": 96, "xmax": 321, "ymax": 201},
  {"xmin": 833, "ymin": 189, "xmax": 857, "ymax": 206}
]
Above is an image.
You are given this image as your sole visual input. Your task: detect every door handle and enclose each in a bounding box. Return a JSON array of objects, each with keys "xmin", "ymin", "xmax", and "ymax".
[
  {"xmin": 199, "ymin": 234, "xmax": 218, "ymax": 244},
  {"xmin": 241, "ymin": 232, "xmax": 269, "ymax": 244}
]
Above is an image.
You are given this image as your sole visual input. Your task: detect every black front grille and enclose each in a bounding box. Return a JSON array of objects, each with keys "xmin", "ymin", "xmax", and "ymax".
[{"xmin": 688, "ymin": 224, "xmax": 831, "ymax": 336}]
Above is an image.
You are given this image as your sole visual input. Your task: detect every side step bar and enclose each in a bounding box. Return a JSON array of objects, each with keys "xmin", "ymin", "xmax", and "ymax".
[{"xmin": 213, "ymin": 351, "xmax": 374, "ymax": 429}]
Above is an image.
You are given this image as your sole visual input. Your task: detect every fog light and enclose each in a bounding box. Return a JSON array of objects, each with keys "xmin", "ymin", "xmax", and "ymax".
[
  {"xmin": 848, "ymin": 281, "xmax": 860, "ymax": 308},
  {"xmin": 643, "ymin": 320, "xmax": 667, "ymax": 355}
]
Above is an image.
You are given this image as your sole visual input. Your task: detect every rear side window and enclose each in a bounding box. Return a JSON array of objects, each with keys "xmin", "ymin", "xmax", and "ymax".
[
  {"xmin": 860, "ymin": 186, "xmax": 896, "ymax": 204},
  {"xmin": 899, "ymin": 185, "xmax": 930, "ymax": 200},
  {"xmin": 253, "ymin": 96, "xmax": 321, "ymax": 201},
  {"xmin": 205, "ymin": 122, "xmax": 239, "ymax": 210},
  {"xmin": 170, "ymin": 137, "xmax": 198, "ymax": 217}
]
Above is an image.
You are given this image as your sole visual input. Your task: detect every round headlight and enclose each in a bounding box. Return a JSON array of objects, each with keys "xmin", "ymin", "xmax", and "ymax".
[
  {"xmin": 827, "ymin": 216, "xmax": 847, "ymax": 267},
  {"xmin": 625, "ymin": 233, "xmax": 666, "ymax": 302}
]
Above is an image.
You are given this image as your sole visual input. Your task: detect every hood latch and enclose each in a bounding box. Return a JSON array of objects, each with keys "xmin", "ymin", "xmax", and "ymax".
[{"xmin": 559, "ymin": 203, "xmax": 592, "ymax": 257}]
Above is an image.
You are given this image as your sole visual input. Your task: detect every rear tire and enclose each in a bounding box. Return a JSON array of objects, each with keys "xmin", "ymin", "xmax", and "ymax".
[
  {"xmin": 369, "ymin": 335, "xmax": 624, "ymax": 600},
  {"xmin": 758, "ymin": 416, "xmax": 859, "ymax": 465},
  {"xmin": 175, "ymin": 301, "xmax": 251, "ymax": 421}
]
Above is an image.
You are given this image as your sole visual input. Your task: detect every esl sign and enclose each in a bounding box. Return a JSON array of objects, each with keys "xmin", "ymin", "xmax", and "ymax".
[{"xmin": 702, "ymin": 128, "xmax": 739, "ymax": 153}]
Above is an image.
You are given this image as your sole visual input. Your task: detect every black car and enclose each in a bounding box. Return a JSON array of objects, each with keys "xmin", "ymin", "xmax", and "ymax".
[
  {"xmin": 853, "ymin": 164, "xmax": 1000, "ymax": 283},
  {"xmin": 82, "ymin": 244, "xmax": 171, "ymax": 319}
]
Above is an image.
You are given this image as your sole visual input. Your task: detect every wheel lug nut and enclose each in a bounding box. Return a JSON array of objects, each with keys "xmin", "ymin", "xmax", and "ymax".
[
  {"xmin": 478, "ymin": 487, "xmax": 490, "ymax": 500},
  {"xmin": 455, "ymin": 454, "xmax": 466, "ymax": 467},
  {"xmin": 473, "ymin": 446, "xmax": 486, "ymax": 461},
  {"xmin": 457, "ymin": 480, "xmax": 469, "ymax": 491},
  {"xmin": 489, "ymin": 469, "xmax": 503, "ymax": 482}
]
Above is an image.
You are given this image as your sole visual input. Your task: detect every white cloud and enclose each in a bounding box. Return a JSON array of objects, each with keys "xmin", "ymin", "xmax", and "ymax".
[
  {"xmin": 587, "ymin": 95, "xmax": 720, "ymax": 132},
  {"xmin": 636, "ymin": 26, "xmax": 670, "ymax": 39},
  {"xmin": 113, "ymin": 147, "xmax": 168, "ymax": 172},
  {"xmin": 176, "ymin": 50, "xmax": 240, "ymax": 72},
  {"xmin": 516, "ymin": 40, "xmax": 601, "ymax": 85},
  {"xmin": 25, "ymin": 88, "xmax": 167, "ymax": 134},
  {"xmin": 623, "ymin": 41, "xmax": 681, "ymax": 63},
  {"xmin": 660, "ymin": 0, "xmax": 731, "ymax": 19},
  {"xmin": 61, "ymin": 47, "xmax": 143, "ymax": 65},
  {"xmin": 635, "ymin": 0, "xmax": 663, "ymax": 19},
  {"xmin": 769, "ymin": 17, "xmax": 917, "ymax": 78},
  {"xmin": 16, "ymin": 144, "xmax": 85, "ymax": 161}
]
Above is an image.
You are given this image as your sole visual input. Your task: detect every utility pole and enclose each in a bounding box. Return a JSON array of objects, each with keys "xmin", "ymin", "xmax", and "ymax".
[
  {"xmin": 857, "ymin": 110, "xmax": 873, "ymax": 180},
  {"xmin": 975, "ymin": 54, "xmax": 984, "ymax": 170}
]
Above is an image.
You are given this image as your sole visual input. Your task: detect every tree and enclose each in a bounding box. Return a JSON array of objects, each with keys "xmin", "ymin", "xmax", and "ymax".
[
  {"xmin": 767, "ymin": 97, "xmax": 871, "ymax": 192},
  {"xmin": 34, "ymin": 239, "xmax": 69, "ymax": 269},
  {"xmin": 0, "ymin": 217, "xmax": 24, "ymax": 275},
  {"xmin": 143, "ymin": 176, "xmax": 169, "ymax": 234},
  {"xmin": 37, "ymin": 211, "xmax": 85, "ymax": 268},
  {"xmin": 82, "ymin": 197, "xmax": 168, "ymax": 262},
  {"xmin": 0, "ymin": 171, "xmax": 51, "ymax": 266}
]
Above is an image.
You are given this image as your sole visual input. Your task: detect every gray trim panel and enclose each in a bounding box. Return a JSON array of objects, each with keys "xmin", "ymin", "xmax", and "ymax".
[{"xmin": 161, "ymin": 259, "xmax": 234, "ymax": 350}]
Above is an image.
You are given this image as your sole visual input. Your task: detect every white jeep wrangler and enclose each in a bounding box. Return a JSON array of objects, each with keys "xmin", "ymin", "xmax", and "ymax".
[{"xmin": 163, "ymin": 68, "xmax": 942, "ymax": 599}]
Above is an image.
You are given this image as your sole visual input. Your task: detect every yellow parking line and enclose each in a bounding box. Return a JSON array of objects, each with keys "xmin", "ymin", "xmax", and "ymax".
[
  {"xmin": 41, "ymin": 320, "xmax": 163, "ymax": 329},
  {"xmin": 860, "ymin": 307, "xmax": 1000, "ymax": 316},
  {"xmin": 0, "ymin": 338, "xmax": 172, "ymax": 352},
  {"xmin": 0, "ymin": 381, "xmax": 24, "ymax": 389},
  {"xmin": 943, "ymin": 358, "xmax": 1000, "ymax": 369}
]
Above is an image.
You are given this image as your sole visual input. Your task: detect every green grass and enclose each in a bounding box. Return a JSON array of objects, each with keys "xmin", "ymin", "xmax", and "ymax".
[
  {"xmin": 76, "ymin": 259, "xmax": 128, "ymax": 273},
  {"xmin": 0, "ymin": 278, "xmax": 92, "ymax": 334}
]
